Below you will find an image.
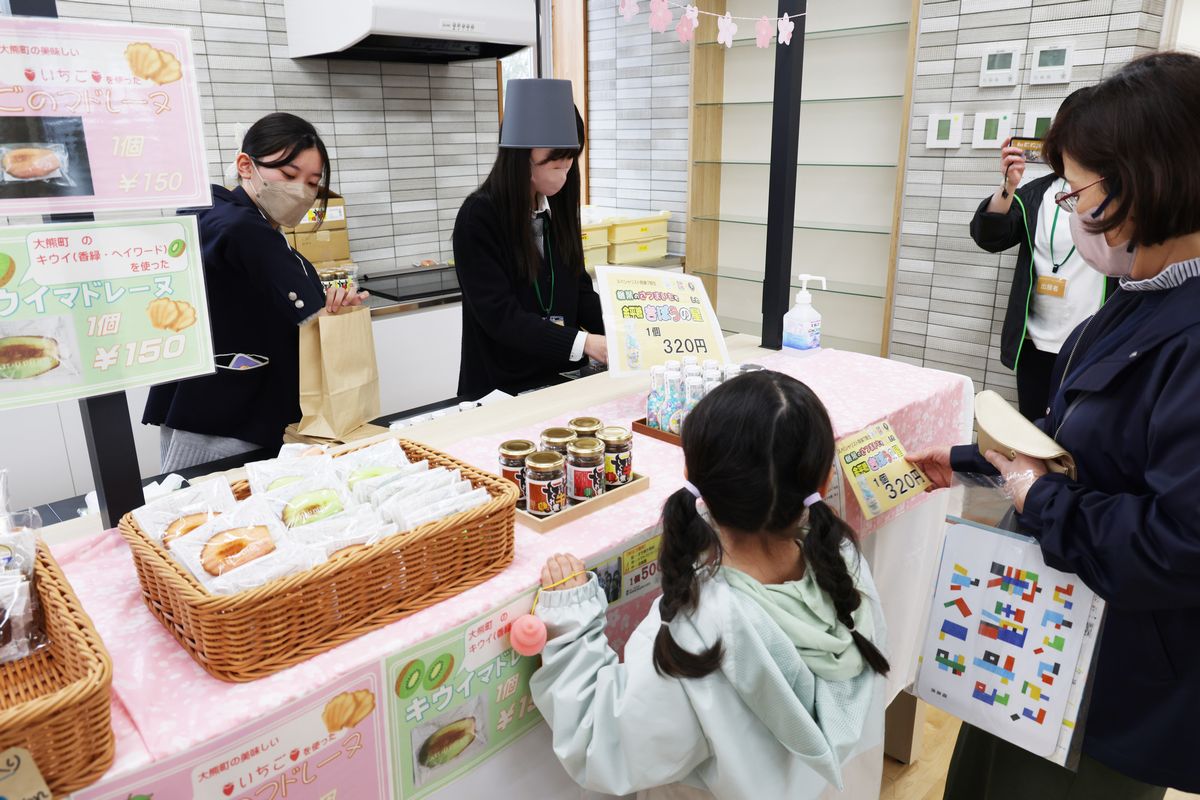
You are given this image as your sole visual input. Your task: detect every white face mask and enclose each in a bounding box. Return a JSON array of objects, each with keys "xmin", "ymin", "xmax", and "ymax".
[{"xmin": 249, "ymin": 161, "xmax": 318, "ymax": 229}]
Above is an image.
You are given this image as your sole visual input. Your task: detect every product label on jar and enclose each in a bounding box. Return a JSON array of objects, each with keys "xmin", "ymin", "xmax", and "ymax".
[
  {"xmin": 604, "ymin": 451, "xmax": 633, "ymax": 486},
  {"xmin": 568, "ymin": 463, "xmax": 605, "ymax": 503},
  {"xmin": 500, "ymin": 464, "xmax": 526, "ymax": 500},
  {"xmin": 526, "ymin": 476, "xmax": 566, "ymax": 517}
]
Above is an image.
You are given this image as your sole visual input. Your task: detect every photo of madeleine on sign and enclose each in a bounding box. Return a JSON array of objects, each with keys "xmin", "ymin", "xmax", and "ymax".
[{"xmin": 1009, "ymin": 136, "xmax": 1044, "ymax": 164}]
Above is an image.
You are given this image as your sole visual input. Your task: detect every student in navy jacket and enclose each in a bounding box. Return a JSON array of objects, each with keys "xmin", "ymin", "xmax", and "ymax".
[
  {"xmin": 913, "ymin": 53, "xmax": 1200, "ymax": 797},
  {"xmin": 144, "ymin": 114, "xmax": 366, "ymax": 472},
  {"xmin": 453, "ymin": 80, "xmax": 606, "ymax": 399}
]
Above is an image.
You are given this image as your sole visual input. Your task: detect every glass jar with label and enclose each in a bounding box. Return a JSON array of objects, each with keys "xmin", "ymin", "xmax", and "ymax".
[
  {"xmin": 567, "ymin": 416, "xmax": 603, "ymax": 439},
  {"xmin": 498, "ymin": 439, "xmax": 535, "ymax": 502},
  {"xmin": 525, "ymin": 451, "xmax": 567, "ymax": 517},
  {"xmin": 540, "ymin": 427, "xmax": 577, "ymax": 455},
  {"xmin": 598, "ymin": 426, "xmax": 634, "ymax": 488},
  {"xmin": 566, "ymin": 437, "xmax": 605, "ymax": 505}
]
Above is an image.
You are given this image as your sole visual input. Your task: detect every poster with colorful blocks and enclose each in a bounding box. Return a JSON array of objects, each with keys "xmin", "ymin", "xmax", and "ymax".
[{"xmin": 915, "ymin": 519, "xmax": 1105, "ymax": 764}]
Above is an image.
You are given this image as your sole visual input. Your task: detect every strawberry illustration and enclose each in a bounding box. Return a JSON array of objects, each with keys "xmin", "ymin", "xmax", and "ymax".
[
  {"xmin": 290, "ymin": 748, "xmax": 300, "ymax": 761},
  {"xmin": 23, "ymin": 68, "xmax": 35, "ymax": 81},
  {"xmin": 222, "ymin": 784, "xmax": 234, "ymax": 797},
  {"xmin": 91, "ymin": 70, "xmax": 101, "ymax": 82}
]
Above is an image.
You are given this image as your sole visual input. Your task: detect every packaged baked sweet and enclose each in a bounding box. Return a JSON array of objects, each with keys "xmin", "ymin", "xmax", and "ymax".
[
  {"xmin": 130, "ymin": 478, "xmax": 238, "ymax": 548},
  {"xmin": 381, "ymin": 479, "xmax": 472, "ymax": 527},
  {"xmin": 352, "ymin": 460, "xmax": 431, "ymax": 505},
  {"xmin": 394, "ymin": 487, "xmax": 490, "ymax": 531},
  {"xmin": 0, "ymin": 515, "xmax": 44, "ymax": 664},
  {"xmin": 288, "ymin": 504, "xmax": 396, "ymax": 558},
  {"xmin": 169, "ymin": 498, "xmax": 322, "ymax": 595},
  {"xmin": 245, "ymin": 454, "xmax": 336, "ymax": 497},
  {"xmin": 0, "ymin": 143, "xmax": 71, "ymax": 184},
  {"xmin": 367, "ymin": 461, "xmax": 434, "ymax": 507},
  {"xmin": 263, "ymin": 475, "xmax": 354, "ymax": 529},
  {"xmin": 331, "ymin": 439, "xmax": 410, "ymax": 484}
]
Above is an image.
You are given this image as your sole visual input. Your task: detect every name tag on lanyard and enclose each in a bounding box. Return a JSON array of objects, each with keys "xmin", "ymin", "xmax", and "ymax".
[
  {"xmin": 1037, "ymin": 275, "xmax": 1067, "ymax": 298},
  {"xmin": 547, "ymin": 315, "xmax": 565, "ymax": 326}
]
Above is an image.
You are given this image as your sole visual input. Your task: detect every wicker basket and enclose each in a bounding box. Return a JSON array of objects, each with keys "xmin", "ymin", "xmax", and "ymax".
[
  {"xmin": 0, "ymin": 546, "xmax": 114, "ymax": 795},
  {"xmin": 119, "ymin": 438, "xmax": 518, "ymax": 682}
]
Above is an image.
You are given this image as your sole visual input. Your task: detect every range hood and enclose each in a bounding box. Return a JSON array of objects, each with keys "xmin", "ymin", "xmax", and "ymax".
[{"xmin": 283, "ymin": 0, "xmax": 535, "ymax": 64}]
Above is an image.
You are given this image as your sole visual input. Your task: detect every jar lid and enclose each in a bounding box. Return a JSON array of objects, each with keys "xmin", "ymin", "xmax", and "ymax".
[
  {"xmin": 598, "ymin": 425, "xmax": 632, "ymax": 444},
  {"xmin": 567, "ymin": 416, "xmax": 603, "ymax": 431},
  {"xmin": 567, "ymin": 437, "xmax": 604, "ymax": 456},
  {"xmin": 499, "ymin": 439, "xmax": 536, "ymax": 458},
  {"xmin": 540, "ymin": 427, "xmax": 578, "ymax": 445},
  {"xmin": 526, "ymin": 451, "xmax": 565, "ymax": 470}
]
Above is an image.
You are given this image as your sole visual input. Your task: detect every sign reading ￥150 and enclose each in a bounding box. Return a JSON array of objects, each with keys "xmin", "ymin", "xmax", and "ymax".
[
  {"xmin": 0, "ymin": 17, "xmax": 210, "ymax": 216},
  {"xmin": 594, "ymin": 265, "xmax": 729, "ymax": 376},
  {"xmin": 0, "ymin": 216, "xmax": 214, "ymax": 412}
]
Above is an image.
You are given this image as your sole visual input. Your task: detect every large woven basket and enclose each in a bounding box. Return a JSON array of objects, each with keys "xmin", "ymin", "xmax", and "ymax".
[
  {"xmin": 119, "ymin": 438, "xmax": 517, "ymax": 682},
  {"xmin": 0, "ymin": 545, "xmax": 114, "ymax": 795}
]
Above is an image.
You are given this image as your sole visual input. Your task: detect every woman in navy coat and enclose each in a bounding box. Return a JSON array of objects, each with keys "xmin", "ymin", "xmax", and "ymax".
[{"xmin": 912, "ymin": 53, "xmax": 1200, "ymax": 797}]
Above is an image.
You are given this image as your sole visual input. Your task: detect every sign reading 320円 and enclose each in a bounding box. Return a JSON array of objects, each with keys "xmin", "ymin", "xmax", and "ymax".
[{"xmin": 0, "ymin": 17, "xmax": 210, "ymax": 216}]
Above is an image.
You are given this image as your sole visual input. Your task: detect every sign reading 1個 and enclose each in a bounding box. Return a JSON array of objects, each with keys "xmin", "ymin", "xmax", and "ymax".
[
  {"xmin": 0, "ymin": 16, "xmax": 210, "ymax": 216},
  {"xmin": 594, "ymin": 265, "xmax": 729, "ymax": 375},
  {"xmin": 0, "ymin": 216, "xmax": 213, "ymax": 412}
]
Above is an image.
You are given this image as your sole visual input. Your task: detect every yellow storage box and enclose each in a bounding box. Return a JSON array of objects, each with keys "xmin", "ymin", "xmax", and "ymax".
[
  {"xmin": 608, "ymin": 236, "xmax": 668, "ymax": 265},
  {"xmin": 608, "ymin": 211, "xmax": 670, "ymax": 243},
  {"xmin": 581, "ymin": 220, "xmax": 609, "ymax": 247}
]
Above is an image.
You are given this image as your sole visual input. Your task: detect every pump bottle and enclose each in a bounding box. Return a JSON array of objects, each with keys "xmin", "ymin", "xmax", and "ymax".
[{"xmin": 782, "ymin": 274, "xmax": 827, "ymax": 351}]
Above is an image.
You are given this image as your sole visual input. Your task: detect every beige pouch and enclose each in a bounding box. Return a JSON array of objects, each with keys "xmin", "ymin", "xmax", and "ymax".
[{"xmin": 974, "ymin": 390, "xmax": 1077, "ymax": 480}]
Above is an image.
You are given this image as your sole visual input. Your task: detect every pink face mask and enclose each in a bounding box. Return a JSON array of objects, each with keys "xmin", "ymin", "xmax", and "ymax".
[{"xmin": 1069, "ymin": 202, "xmax": 1136, "ymax": 278}]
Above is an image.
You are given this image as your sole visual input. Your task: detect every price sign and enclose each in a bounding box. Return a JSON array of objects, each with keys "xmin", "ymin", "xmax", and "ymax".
[
  {"xmin": 0, "ymin": 216, "xmax": 213, "ymax": 412},
  {"xmin": 0, "ymin": 17, "xmax": 210, "ymax": 216},
  {"xmin": 835, "ymin": 420, "xmax": 929, "ymax": 519},
  {"xmin": 594, "ymin": 266, "xmax": 729, "ymax": 375}
]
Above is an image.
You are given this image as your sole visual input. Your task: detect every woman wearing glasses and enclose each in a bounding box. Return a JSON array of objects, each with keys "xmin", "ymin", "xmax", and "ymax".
[
  {"xmin": 969, "ymin": 136, "xmax": 1116, "ymax": 420},
  {"xmin": 912, "ymin": 52, "xmax": 1200, "ymax": 798}
]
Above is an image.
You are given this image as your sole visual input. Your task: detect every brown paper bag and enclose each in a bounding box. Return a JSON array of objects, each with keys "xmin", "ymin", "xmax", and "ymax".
[{"xmin": 297, "ymin": 306, "xmax": 380, "ymax": 440}]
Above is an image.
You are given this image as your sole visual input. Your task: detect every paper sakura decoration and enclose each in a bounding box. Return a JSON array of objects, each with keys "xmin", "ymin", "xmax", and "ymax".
[
  {"xmin": 676, "ymin": 5, "xmax": 700, "ymax": 44},
  {"xmin": 619, "ymin": 0, "xmax": 639, "ymax": 22},
  {"xmin": 777, "ymin": 14, "xmax": 795, "ymax": 45},
  {"xmin": 755, "ymin": 16, "xmax": 773, "ymax": 48},
  {"xmin": 717, "ymin": 12, "xmax": 738, "ymax": 48},
  {"xmin": 649, "ymin": 0, "xmax": 672, "ymax": 34}
]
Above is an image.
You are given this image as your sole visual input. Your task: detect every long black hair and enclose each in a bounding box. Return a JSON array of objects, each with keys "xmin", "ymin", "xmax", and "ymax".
[
  {"xmin": 240, "ymin": 112, "xmax": 331, "ymax": 222},
  {"xmin": 653, "ymin": 370, "xmax": 890, "ymax": 680},
  {"xmin": 475, "ymin": 108, "xmax": 586, "ymax": 285}
]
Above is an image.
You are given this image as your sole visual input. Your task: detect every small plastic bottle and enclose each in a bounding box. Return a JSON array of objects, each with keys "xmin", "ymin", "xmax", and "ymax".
[
  {"xmin": 663, "ymin": 370, "xmax": 685, "ymax": 435},
  {"xmin": 782, "ymin": 274, "xmax": 827, "ymax": 352},
  {"xmin": 647, "ymin": 365, "xmax": 667, "ymax": 430}
]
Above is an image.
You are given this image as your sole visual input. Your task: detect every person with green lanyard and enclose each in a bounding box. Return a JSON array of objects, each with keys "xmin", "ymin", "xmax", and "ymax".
[
  {"xmin": 969, "ymin": 138, "xmax": 1116, "ymax": 420},
  {"xmin": 453, "ymin": 79, "xmax": 607, "ymax": 398}
]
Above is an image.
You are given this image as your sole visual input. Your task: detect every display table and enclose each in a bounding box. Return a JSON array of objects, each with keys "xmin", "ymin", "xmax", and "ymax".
[{"xmin": 44, "ymin": 337, "xmax": 972, "ymax": 799}]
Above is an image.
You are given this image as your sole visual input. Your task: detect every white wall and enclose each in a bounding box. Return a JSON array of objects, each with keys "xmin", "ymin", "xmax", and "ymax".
[{"xmin": 1174, "ymin": 0, "xmax": 1200, "ymax": 50}]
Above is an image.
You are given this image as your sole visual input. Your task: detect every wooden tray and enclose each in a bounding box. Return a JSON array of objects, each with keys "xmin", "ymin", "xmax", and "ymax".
[
  {"xmin": 632, "ymin": 418, "xmax": 681, "ymax": 447},
  {"xmin": 516, "ymin": 473, "xmax": 651, "ymax": 534},
  {"xmin": 0, "ymin": 545, "xmax": 114, "ymax": 795},
  {"xmin": 119, "ymin": 437, "xmax": 518, "ymax": 682}
]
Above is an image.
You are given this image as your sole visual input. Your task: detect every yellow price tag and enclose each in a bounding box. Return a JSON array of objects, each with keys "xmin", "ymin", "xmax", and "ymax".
[{"xmin": 835, "ymin": 420, "xmax": 929, "ymax": 519}]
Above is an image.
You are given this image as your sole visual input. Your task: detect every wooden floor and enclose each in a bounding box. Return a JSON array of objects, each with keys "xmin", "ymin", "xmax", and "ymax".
[{"xmin": 881, "ymin": 704, "xmax": 1199, "ymax": 800}]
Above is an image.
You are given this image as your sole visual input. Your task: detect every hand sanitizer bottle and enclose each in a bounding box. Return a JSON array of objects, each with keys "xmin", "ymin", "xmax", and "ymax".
[{"xmin": 782, "ymin": 274, "xmax": 827, "ymax": 352}]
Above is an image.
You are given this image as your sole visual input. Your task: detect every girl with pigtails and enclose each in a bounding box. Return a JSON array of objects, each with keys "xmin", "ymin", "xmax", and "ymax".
[{"xmin": 529, "ymin": 371, "xmax": 891, "ymax": 800}]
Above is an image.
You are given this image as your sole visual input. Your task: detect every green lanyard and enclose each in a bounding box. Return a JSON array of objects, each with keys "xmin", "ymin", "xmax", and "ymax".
[
  {"xmin": 1049, "ymin": 180, "xmax": 1076, "ymax": 273},
  {"xmin": 532, "ymin": 216, "xmax": 556, "ymax": 317}
]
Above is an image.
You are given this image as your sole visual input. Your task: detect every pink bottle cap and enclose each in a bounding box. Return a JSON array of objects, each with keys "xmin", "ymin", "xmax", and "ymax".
[{"xmin": 510, "ymin": 614, "xmax": 548, "ymax": 657}]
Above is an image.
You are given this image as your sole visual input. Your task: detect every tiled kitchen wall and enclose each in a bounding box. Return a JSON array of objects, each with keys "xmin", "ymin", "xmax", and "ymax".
[
  {"xmin": 887, "ymin": 0, "xmax": 1164, "ymax": 401},
  {"xmin": 47, "ymin": 0, "xmax": 502, "ymax": 274},
  {"xmin": 586, "ymin": 0, "xmax": 689, "ymax": 253}
]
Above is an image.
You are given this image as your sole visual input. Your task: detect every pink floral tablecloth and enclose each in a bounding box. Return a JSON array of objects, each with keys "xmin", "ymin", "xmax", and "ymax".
[{"xmin": 51, "ymin": 349, "xmax": 971, "ymax": 783}]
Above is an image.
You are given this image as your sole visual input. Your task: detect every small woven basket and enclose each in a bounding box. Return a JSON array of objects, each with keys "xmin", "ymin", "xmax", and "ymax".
[
  {"xmin": 119, "ymin": 438, "xmax": 517, "ymax": 682},
  {"xmin": 0, "ymin": 545, "xmax": 114, "ymax": 795}
]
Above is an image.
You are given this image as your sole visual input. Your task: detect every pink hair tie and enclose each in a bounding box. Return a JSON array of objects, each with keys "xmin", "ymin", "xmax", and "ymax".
[
  {"xmin": 683, "ymin": 480, "xmax": 702, "ymax": 499},
  {"xmin": 803, "ymin": 493, "xmax": 822, "ymax": 508}
]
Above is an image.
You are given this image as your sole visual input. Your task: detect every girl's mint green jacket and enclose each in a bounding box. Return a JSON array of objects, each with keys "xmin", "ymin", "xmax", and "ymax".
[{"xmin": 530, "ymin": 546, "xmax": 888, "ymax": 800}]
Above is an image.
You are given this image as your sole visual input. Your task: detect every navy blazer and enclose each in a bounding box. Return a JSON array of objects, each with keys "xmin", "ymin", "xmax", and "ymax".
[
  {"xmin": 143, "ymin": 185, "xmax": 326, "ymax": 448},
  {"xmin": 953, "ymin": 272, "xmax": 1200, "ymax": 790}
]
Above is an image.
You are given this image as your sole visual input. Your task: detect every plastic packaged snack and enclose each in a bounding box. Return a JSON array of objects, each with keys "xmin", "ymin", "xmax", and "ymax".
[
  {"xmin": 382, "ymin": 480, "xmax": 473, "ymax": 528},
  {"xmin": 0, "ymin": 143, "xmax": 72, "ymax": 185},
  {"xmin": 129, "ymin": 478, "xmax": 238, "ymax": 548},
  {"xmin": 0, "ymin": 482, "xmax": 45, "ymax": 666},
  {"xmin": 393, "ymin": 487, "xmax": 490, "ymax": 531},
  {"xmin": 347, "ymin": 460, "xmax": 430, "ymax": 504},
  {"xmin": 0, "ymin": 315, "xmax": 82, "ymax": 385},
  {"xmin": 170, "ymin": 498, "xmax": 322, "ymax": 595},
  {"xmin": 363, "ymin": 461, "xmax": 432, "ymax": 506},
  {"xmin": 245, "ymin": 454, "xmax": 336, "ymax": 497},
  {"xmin": 263, "ymin": 476, "xmax": 354, "ymax": 529},
  {"xmin": 288, "ymin": 505, "xmax": 396, "ymax": 558},
  {"xmin": 331, "ymin": 439, "xmax": 410, "ymax": 483}
]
